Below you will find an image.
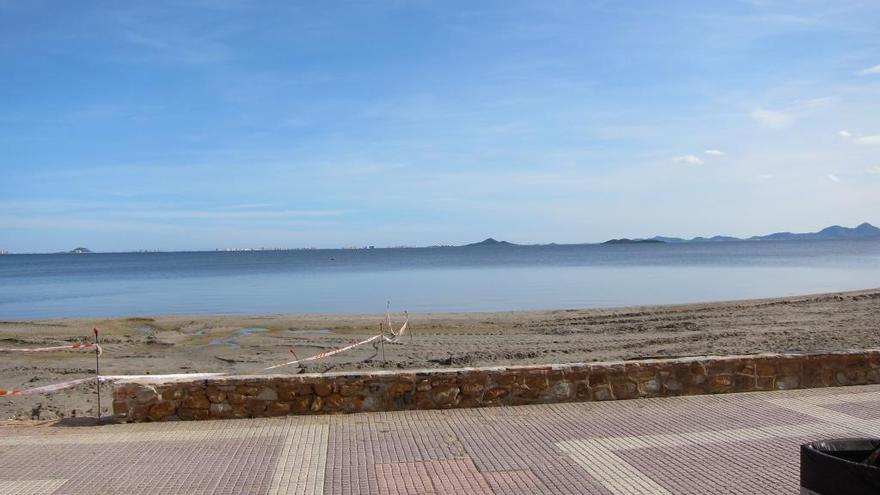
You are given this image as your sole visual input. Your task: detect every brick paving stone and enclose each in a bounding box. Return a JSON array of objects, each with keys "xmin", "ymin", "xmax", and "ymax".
[
  {"xmin": 822, "ymin": 399, "xmax": 880, "ymax": 420},
  {"xmin": 1, "ymin": 384, "xmax": 879, "ymax": 494}
]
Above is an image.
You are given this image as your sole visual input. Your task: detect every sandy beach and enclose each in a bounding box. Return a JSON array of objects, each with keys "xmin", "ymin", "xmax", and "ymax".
[{"xmin": 1, "ymin": 288, "xmax": 878, "ymax": 421}]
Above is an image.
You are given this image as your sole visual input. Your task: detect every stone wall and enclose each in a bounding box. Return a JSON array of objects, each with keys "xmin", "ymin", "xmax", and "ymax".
[{"xmin": 112, "ymin": 349, "xmax": 880, "ymax": 422}]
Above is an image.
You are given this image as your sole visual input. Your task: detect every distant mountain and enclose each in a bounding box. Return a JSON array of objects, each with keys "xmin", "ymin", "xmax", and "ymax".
[
  {"xmin": 647, "ymin": 223, "xmax": 880, "ymax": 243},
  {"xmin": 68, "ymin": 247, "xmax": 93, "ymax": 254},
  {"xmin": 650, "ymin": 236, "xmax": 687, "ymax": 243},
  {"xmin": 602, "ymin": 238, "xmax": 664, "ymax": 245},
  {"xmin": 749, "ymin": 223, "xmax": 880, "ymax": 241},
  {"xmin": 463, "ymin": 238, "xmax": 517, "ymax": 247}
]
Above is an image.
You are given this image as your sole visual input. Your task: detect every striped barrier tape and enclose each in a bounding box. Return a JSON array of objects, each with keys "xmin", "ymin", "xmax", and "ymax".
[
  {"xmin": 2, "ymin": 310, "xmax": 409, "ymax": 395},
  {"xmin": 0, "ymin": 373, "xmax": 227, "ymax": 397},
  {"xmin": 263, "ymin": 334, "xmax": 382, "ymax": 370},
  {"xmin": 0, "ymin": 342, "xmax": 102, "ymax": 356},
  {"xmin": 264, "ymin": 310, "xmax": 409, "ymax": 370}
]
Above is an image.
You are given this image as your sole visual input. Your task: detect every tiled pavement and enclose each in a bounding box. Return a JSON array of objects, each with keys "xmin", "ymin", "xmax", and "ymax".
[{"xmin": 2, "ymin": 385, "xmax": 880, "ymax": 494}]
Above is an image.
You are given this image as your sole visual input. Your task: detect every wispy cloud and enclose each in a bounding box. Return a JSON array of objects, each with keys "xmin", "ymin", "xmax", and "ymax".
[
  {"xmin": 838, "ymin": 130, "xmax": 852, "ymax": 138},
  {"xmin": 673, "ymin": 155, "xmax": 704, "ymax": 165},
  {"xmin": 855, "ymin": 135, "xmax": 880, "ymax": 145},
  {"xmin": 704, "ymin": 149, "xmax": 725, "ymax": 156},
  {"xmin": 750, "ymin": 107, "xmax": 793, "ymax": 129},
  {"xmin": 857, "ymin": 64, "xmax": 880, "ymax": 75},
  {"xmin": 867, "ymin": 166, "xmax": 880, "ymax": 175},
  {"xmin": 827, "ymin": 174, "xmax": 840, "ymax": 182},
  {"xmin": 758, "ymin": 174, "xmax": 774, "ymax": 180},
  {"xmin": 750, "ymin": 97, "xmax": 836, "ymax": 130}
]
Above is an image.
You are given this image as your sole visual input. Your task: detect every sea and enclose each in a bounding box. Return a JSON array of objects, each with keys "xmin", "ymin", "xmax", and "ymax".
[{"xmin": 1, "ymin": 239, "xmax": 879, "ymax": 319}]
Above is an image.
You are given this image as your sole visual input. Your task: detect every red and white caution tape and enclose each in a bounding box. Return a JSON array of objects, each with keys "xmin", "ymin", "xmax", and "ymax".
[
  {"xmin": 264, "ymin": 310, "xmax": 409, "ymax": 371},
  {"xmin": 263, "ymin": 334, "xmax": 382, "ymax": 370},
  {"xmin": 0, "ymin": 342, "xmax": 102, "ymax": 356},
  {"xmin": 0, "ymin": 377, "xmax": 96, "ymax": 396},
  {"xmin": 2, "ymin": 309, "xmax": 410, "ymax": 395},
  {"xmin": 0, "ymin": 373, "xmax": 227, "ymax": 397}
]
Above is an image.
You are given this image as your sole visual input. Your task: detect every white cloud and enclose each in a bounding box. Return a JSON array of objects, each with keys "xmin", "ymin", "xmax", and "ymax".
[
  {"xmin": 827, "ymin": 174, "xmax": 840, "ymax": 182},
  {"xmin": 704, "ymin": 149, "xmax": 725, "ymax": 156},
  {"xmin": 673, "ymin": 155, "xmax": 703, "ymax": 165},
  {"xmin": 857, "ymin": 64, "xmax": 880, "ymax": 75},
  {"xmin": 867, "ymin": 166, "xmax": 880, "ymax": 175},
  {"xmin": 750, "ymin": 107, "xmax": 793, "ymax": 129},
  {"xmin": 855, "ymin": 135, "xmax": 880, "ymax": 145},
  {"xmin": 838, "ymin": 130, "xmax": 852, "ymax": 138}
]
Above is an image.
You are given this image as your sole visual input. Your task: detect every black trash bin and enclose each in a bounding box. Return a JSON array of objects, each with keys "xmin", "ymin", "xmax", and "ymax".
[{"xmin": 801, "ymin": 438, "xmax": 880, "ymax": 495}]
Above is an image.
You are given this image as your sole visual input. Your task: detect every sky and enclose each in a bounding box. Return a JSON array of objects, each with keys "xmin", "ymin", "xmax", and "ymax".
[{"xmin": 1, "ymin": 0, "xmax": 879, "ymax": 252}]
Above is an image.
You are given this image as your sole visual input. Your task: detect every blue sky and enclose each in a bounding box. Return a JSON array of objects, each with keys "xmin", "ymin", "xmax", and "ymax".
[{"xmin": 1, "ymin": 0, "xmax": 879, "ymax": 252}]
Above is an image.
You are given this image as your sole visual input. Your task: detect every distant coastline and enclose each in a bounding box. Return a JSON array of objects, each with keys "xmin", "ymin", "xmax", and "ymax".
[{"xmin": 2, "ymin": 222, "xmax": 878, "ymax": 255}]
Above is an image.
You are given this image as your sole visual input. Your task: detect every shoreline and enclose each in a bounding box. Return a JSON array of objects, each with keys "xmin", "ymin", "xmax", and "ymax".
[{"xmin": 2, "ymin": 288, "xmax": 879, "ymax": 420}]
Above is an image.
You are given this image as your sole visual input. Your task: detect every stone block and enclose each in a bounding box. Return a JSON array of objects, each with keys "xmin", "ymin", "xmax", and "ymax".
[
  {"xmin": 112, "ymin": 400, "xmax": 130, "ymax": 416},
  {"xmin": 209, "ymin": 403, "xmax": 232, "ymax": 417},
  {"xmin": 206, "ymin": 387, "xmax": 226, "ymax": 403},
  {"xmin": 339, "ymin": 381, "xmax": 363, "ymax": 397},
  {"xmin": 290, "ymin": 396, "xmax": 311, "ymax": 414},
  {"xmin": 432, "ymin": 385, "xmax": 460, "ymax": 406},
  {"xmin": 611, "ymin": 379, "xmax": 638, "ymax": 400},
  {"xmin": 135, "ymin": 387, "xmax": 160, "ymax": 405},
  {"xmin": 236, "ymin": 385, "xmax": 260, "ymax": 396},
  {"xmin": 324, "ymin": 394, "xmax": 344, "ymax": 411},
  {"xmin": 147, "ymin": 401, "xmax": 176, "ymax": 421},
  {"xmin": 592, "ymin": 386, "xmax": 613, "ymax": 401},
  {"xmin": 708, "ymin": 374, "xmax": 733, "ymax": 393},
  {"xmin": 313, "ymin": 382, "xmax": 333, "ymax": 397},
  {"xmin": 775, "ymin": 375, "xmax": 800, "ymax": 390},
  {"xmin": 733, "ymin": 373, "xmax": 756, "ymax": 392},
  {"xmin": 483, "ymin": 387, "xmax": 509, "ymax": 401},
  {"xmin": 522, "ymin": 374, "xmax": 549, "ymax": 391},
  {"xmin": 640, "ymin": 378, "xmax": 661, "ymax": 395},
  {"xmin": 755, "ymin": 376, "xmax": 776, "ymax": 390},
  {"xmin": 547, "ymin": 380, "xmax": 573, "ymax": 400},
  {"xmin": 460, "ymin": 380, "xmax": 485, "ymax": 397},
  {"xmin": 256, "ymin": 388, "xmax": 278, "ymax": 401},
  {"xmin": 266, "ymin": 402, "xmax": 291, "ymax": 417},
  {"xmin": 178, "ymin": 408, "xmax": 210, "ymax": 420},
  {"xmin": 245, "ymin": 399, "xmax": 267, "ymax": 416},
  {"xmin": 161, "ymin": 388, "xmax": 185, "ymax": 401},
  {"xmin": 181, "ymin": 391, "xmax": 210, "ymax": 410}
]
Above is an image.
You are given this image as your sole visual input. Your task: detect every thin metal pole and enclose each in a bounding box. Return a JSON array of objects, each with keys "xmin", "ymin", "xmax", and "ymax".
[
  {"xmin": 380, "ymin": 323, "xmax": 385, "ymax": 362},
  {"xmin": 93, "ymin": 327, "xmax": 100, "ymax": 425}
]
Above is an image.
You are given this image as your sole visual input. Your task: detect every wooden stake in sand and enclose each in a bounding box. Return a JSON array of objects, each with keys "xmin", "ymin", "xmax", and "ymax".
[{"xmin": 93, "ymin": 327, "xmax": 101, "ymax": 425}]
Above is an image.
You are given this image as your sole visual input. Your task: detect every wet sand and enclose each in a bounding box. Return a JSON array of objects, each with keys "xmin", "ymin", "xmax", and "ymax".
[{"xmin": 2, "ymin": 288, "xmax": 879, "ymax": 420}]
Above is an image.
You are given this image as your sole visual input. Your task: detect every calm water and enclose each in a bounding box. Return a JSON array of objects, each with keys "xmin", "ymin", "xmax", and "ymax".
[{"xmin": 1, "ymin": 240, "xmax": 879, "ymax": 319}]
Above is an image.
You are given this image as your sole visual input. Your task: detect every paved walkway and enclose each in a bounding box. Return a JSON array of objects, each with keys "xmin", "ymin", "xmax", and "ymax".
[{"xmin": 2, "ymin": 385, "xmax": 880, "ymax": 494}]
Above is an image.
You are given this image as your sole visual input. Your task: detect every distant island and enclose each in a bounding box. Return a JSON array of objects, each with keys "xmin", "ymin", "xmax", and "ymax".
[
  {"xmin": 464, "ymin": 238, "xmax": 517, "ymax": 247},
  {"xmin": 602, "ymin": 238, "xmax": 664, "ymax": 245},
  {"xmin": 465, "ymin": 223, "xmax": 880, "ymax": 248},
  {"xmin": 7, "ymin": 223, "xmax": 879, "ymax": 255},
  {"xmin": 645, "ymin": 222, "xmax": 880, "ymax": 243}
]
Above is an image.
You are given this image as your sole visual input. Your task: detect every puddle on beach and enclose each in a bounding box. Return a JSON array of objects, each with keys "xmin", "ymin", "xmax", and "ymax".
[
  {"xmin": 287, "ymin": 328, "xmax": 334, "ymax": 335},
  {"xmin": 209, "ymin": 327, "xmax": 271, "ymax": 349}
]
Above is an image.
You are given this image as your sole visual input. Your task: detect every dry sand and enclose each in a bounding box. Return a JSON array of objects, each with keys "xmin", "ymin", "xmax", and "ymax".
[{"xmin": 2, "ymin": 288, "xmax": 879, "ymax": 421}]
